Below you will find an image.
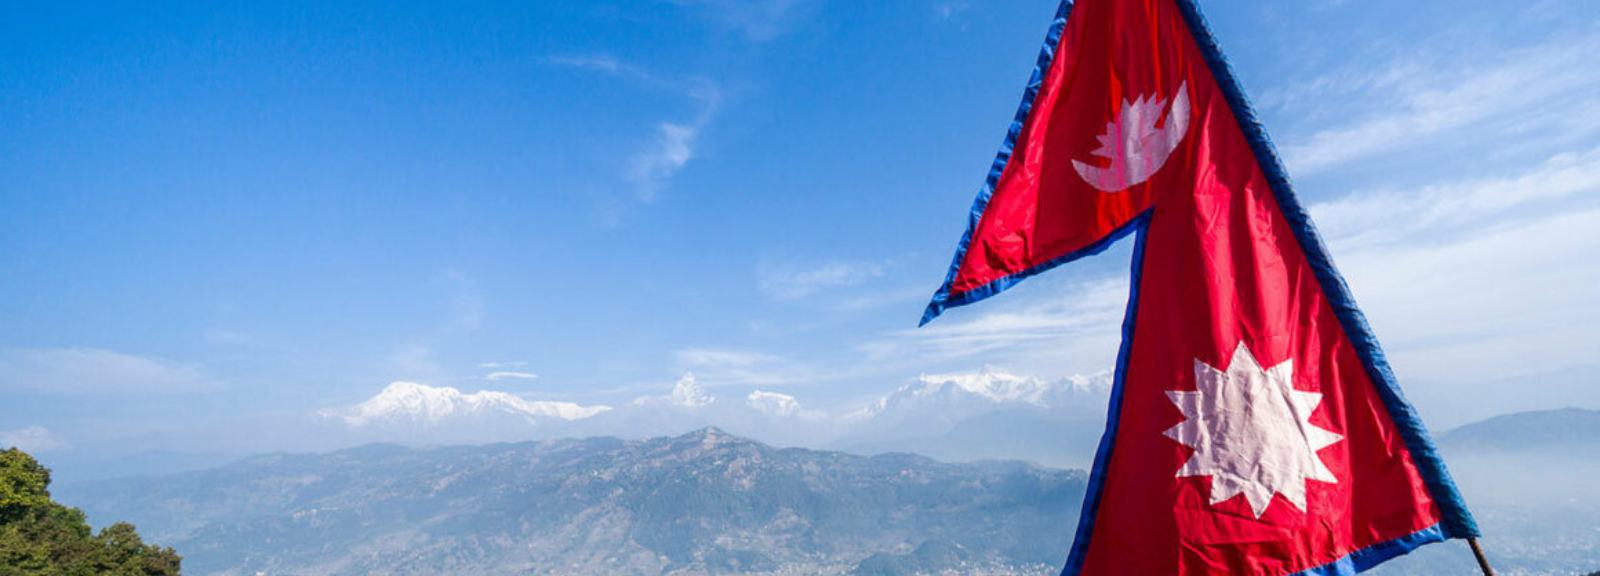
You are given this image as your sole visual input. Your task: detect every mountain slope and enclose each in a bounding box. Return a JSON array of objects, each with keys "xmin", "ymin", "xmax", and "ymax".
[
  {"xmin": 65, "ymin": 429, "xmax": 1087, "ymax": 576},
  {"xmin": 1438, "ymin": 407, "xmax": 1600, "ymax": 454}
]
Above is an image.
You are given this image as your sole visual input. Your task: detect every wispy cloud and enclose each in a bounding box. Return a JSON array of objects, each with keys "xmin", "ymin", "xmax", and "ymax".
[
  {"xmin": 1311, "ymin": 145, "xmax": 1600, "ymax": 249},
  {"xmin": 933, "ymin": 1, "xmax": 970, "ymax": 21},
  {"xmin": 628, "ymin": 83, "xmax": 721, "ymax": 202},
  {"xmin": 0, "ymin": 348, "xmax": 220, "ymax": 396},
  {"xmin": 1309, "ymin": 146, "xmax": 1600, "ymax": 382},
  {"xmin": 1276, "ymin": 29, "xmax": 1600, "ymax": 175},
  {"xmin": 759, "ymin": 260, "xmax": 887, "ymax": 299},
  {"xmin": 204, "ymin": 329, "xmax": 255, "ymax": 345},
  {"xmin": 858, "ymin": 278, "xmax": 1130, "ymax": 378},
  {"xmin": 388, "ymin": 344, "xmax": 443, "ymax": 382},
  {"xmin": 485, "ymin": 371, "xmax": 539, "ymax": 382},
  {"xmin": 629, "ymin": 123, "xmax": 699, "ymax": 200},
  {"xmin": 544, "ymin": 54, "xmax": 639, "ymax": 77},
  {"xmin": 433, "ymin": 269, "xmax": 484, "ymax": 331},
  {"xmin": 668, "ymin": 0, "xmax": 815, "ymax": 42},
  {"xmin": 675, "ymin": 348, "xmax": 811, "ymax": 387},
  {"xmin": 548, "ymin": 54, "xmax": 722, "ymax": 205},
  {"xmin": 478, "ymin": 361, "xmax": 528, "ymax": 369},
  {"xmin": 0, "ymin": 426, "xmax": 65, "ymax": 453}
]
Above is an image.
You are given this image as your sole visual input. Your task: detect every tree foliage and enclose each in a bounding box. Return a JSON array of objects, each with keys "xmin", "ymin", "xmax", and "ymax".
[{"xmin": 0, "ymin": 448, "xmax": 181, "ymax": 575}]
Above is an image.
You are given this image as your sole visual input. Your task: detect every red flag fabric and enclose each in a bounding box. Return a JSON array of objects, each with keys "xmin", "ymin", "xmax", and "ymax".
[{"xmin": 919, "ymin": 1, "xmax": 1480, "ymax": 576}]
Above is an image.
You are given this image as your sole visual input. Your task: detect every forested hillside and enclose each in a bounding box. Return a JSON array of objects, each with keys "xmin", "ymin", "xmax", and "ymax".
[{"xmin": 0, "ymin": 448, "xmax": 181, "ymax": 575}]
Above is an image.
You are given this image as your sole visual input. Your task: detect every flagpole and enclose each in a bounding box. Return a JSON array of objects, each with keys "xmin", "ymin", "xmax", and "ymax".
[{"xmin": 1467, "ymin": 538, "xmax": 1495, "ymax": 576}]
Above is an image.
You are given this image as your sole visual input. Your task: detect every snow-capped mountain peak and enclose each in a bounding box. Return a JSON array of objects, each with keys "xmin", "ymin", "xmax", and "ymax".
[
  {"xmin": 855, "ymin": 367, "xmax": 1112, "ymax": 420},
  {"xmin": 323, "ymin": 381, "xmax": 611, "ymax": 428},
  {"xmin": 747, "ymin": 390, "xmax": 821, "ymax": 419}
]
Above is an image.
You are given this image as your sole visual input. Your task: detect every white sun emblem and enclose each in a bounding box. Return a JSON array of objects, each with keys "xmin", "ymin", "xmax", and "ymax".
[{"xmin": 1163, "ymin": 343, "xmax": 1343, "ymax": 518}]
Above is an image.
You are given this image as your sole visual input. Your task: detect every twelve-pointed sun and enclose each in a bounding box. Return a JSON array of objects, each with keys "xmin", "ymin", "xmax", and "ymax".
[{"xmin": 1163, "ymin": 343, "xmax": 1343, "ymax": 518}]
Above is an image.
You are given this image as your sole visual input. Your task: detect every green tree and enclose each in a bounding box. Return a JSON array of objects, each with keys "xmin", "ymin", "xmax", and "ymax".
[
  {"xmin": 0, "ymin": 450, "xmax": 52, "ymax": 525},
  {"xmin": 0, "ymin": 448, "xmax": 181, "ymax": 576}
]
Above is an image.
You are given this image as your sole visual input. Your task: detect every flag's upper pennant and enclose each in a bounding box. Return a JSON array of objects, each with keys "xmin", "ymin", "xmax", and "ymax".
[{"xmin": 919, "ymin": 1, "xmax": 1479, "ymax": 576}]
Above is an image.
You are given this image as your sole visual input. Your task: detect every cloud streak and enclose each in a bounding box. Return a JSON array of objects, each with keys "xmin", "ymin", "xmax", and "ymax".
[
  {"xmin": 627, "ymin": 83, "xmax": 721, "ymax": 202},
  {"xmin": 485, "ymin": 371, "xmax": 539, "ymax": 382},
  {"xmin": 668, "ymin": 0, "xmax": 815, "ymax": 42},
  {"xmin": 548, "ymin": 54, "xmax": 721, "ymax": 204},
  {"xmin": 1277, "ymin": 29, "xmax": 1600, "ymax": 175},
  {"xmin": 759, "ymin": 260, "xmax": 887, "ymax": 300},
  {"xmin": 0, "ymin": 426, "xmax": 65, "ymax": 453},
  {"xmin": 1309, "ymin": 146, "xmax": 1600, "ymax": 382},
  {"xmin": 0, "ymin": 348, "xmax": 220, "ymax": 396},
  {"xmin": 857, "ymin": 278, "xmax": 1130, "ymax": 380},
  {"xmin": 675, "ymin": 348, "xmax": 811, "ymax": 387}
]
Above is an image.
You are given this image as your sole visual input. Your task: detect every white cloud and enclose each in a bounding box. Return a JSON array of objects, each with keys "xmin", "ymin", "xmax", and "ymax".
[
  {"xmin": 0, "ymin": 348, "xmax": 219, "ymax": 395},
  {"xmin": 478, "ymin": 361, "xmax": 528, "ymax": 369},
  {"xmin": 441, "ymin": 269, "xmax": 483, "ymax": 331},
  {"xmin": 933, "ymin": 1, "xmax": 969, "ymax": 21},
  {"xmin": 746, "ymin": 390, "xmax": 822, "ymax": 419},
  {"xmin": 632, "ymin": 372, "xmax": 717, "ymax": 408},
  {"xmin": 627, "ymin": 82, "xmax": 721, "ymax": 202},
  {"xmin": 759, "ymin": 260, "xmax": 886, "ymax": 299},
  {"xmin": 545, "ymin": 54, "xmax": 631, "ymax": 76},
  {"xmin": 0, "ymin": 426, "xmax": 65, "ymax": 453},
  {"xmin": 860, "ymin": 278, "xmax": 1130, "ymax": 378},
  {"xmin": 677, "ymin": 349, "xmax": 781, "ymax": 367},
  {"xmin": 668, "ymin": 0, "xmax": 814, "ymax": 41},
  {"xmin": 1311, "ymin": 145, "xmax": 1600, "ymax": 248},
  {"xmin": 485, "ymin": 371, "xmax": 539, "ymax": 382},
  {"xmin": 546, "ymin": 53, "xmax": 720, "ymax": 205},
  {"xmin": 629, "ymin": 122, "xmax": 699, "ymax": 201},
  {"xmin": 675, "ymin": 348, "xmax": 810, "ymax": 387},
  {"xmin": 1277, "ymin": 135, "xmax": 1599, "ymax": 387},
  {"xmin": 204, "ymin": 330, "xmax": 254, "ymax": 345},
  {"xmin": 1277, "ymin": 30, "xmax": 1600, "ymax": 175},
  {"xmin": 388, "ymin": 344, "xmax": 442, "ymax": 381},
  {"xmin": 1326, "ymin": 207, "xmax": 1600, "ymax": 383}
]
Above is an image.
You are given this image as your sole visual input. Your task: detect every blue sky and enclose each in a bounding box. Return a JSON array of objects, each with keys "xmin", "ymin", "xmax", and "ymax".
[{"xmin": 2, "ymin": 0, "xmax": 1598, "ymax": 461}]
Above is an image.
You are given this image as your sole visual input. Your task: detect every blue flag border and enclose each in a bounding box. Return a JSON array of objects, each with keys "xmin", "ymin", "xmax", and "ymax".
[{"xmin": 913, "ymin": 0, "xmax": 1483, "ymax": 574}]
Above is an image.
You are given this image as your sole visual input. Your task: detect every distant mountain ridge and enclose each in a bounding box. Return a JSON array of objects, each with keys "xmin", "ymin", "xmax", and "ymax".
[
  {"xmin": 292, "ymin": 369, "xmax": 1114, "ymax": 470},
  {"xmin": 64, "ymin": 428, "xmax": 1086, "ymax": 576},
  {"xmin": 1438, "ymin": 407, "xmax": 1600, "ymax": 454},
  {"xmin": 53, "ymin": 410, "xmax": 1600, "ymax": 576},
  {"xmin": 852, "ymin": 368, "xmax": 1112, "ymax": 420},
  {"xmin": 836, "ymin": 368, "xmax": 1112, "ymax": 468}
]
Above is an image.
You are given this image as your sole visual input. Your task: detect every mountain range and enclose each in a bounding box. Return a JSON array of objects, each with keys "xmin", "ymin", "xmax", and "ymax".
[
  {"xmin": 1438, "ymin": 407, "xmax": 1600, "ymax": 454},
  {"xmin": 62, "ymin": 428, "xmax": 1086, "ymax": 576},
  {"xmin": 52, "ymin": 408, "xmax": 1600, "ymax": 576},
  {"xmin": 300, "ymin": 368, "xmax": 1115, "ymax": 470}
]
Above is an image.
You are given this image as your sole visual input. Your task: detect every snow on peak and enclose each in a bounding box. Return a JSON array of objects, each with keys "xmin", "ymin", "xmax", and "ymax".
[
  {"xmin": 747, "ymin": 390, "xmax": 821, "ymax": 419},
  {"xmin": 324, "ymin": 381, "xmax": 611, "ymax": 428},
  {"xmin": 634, "ymin": 372, "xmax": 715, "ymax": 408},
  {"xmin": 856, "ymin": 367, "xmax": 1112, "ymax": 419}
]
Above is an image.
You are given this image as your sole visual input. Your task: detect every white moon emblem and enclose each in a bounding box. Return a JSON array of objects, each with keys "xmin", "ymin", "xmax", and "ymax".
[{"xmin": 1072, "ymin": 82, "xmax": 1190, "ymax": 192}]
